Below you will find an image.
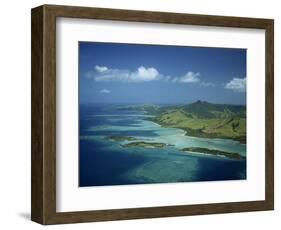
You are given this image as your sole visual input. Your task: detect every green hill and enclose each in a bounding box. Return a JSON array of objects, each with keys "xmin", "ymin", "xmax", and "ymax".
[{"xmin": 147, "ymin": 101, "xmax": 246, "ymax": 143}]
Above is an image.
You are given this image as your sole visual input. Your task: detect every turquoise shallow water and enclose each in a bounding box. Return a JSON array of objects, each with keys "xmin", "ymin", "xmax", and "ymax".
[{"xmin": 79, "ymin": 105, "xmax": 246, "ymax": 186}]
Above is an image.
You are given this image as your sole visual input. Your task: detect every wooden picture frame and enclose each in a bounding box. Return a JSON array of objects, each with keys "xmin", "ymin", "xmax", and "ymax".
[{"xmin": 31, "ymin": 4, "xmax": 274, "ymax": 225}]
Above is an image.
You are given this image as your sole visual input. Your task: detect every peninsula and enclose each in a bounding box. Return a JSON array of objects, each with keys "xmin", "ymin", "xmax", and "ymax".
[{"xmin": 119, "ymin": 101, "xmax": 246, "ymax": 143}]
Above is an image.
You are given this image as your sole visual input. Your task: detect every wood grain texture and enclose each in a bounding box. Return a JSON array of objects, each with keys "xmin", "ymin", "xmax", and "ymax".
[
  {"xmin": 31, "ymin": 4, "xmax": 274, "ymax": 225},
  {"xmin": 265, "ymin": 20, "xmax": 274, "ymax": 209},
  {"xmin": 31, "ymin": 6, "xmax": 44, "ymax": 224},
  {"xmin": 31, "ymin": 5, "xmax": 57, "ymax": 224}
]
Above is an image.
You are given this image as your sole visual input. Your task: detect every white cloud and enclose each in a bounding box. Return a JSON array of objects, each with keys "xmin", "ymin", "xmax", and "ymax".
[
  {"xmin": 225, "ymin": 77, "xmax": 246, "ymax": 92},
  {"xmin": 94, "ymin": 68, "xmax": 129, "ymax": 82},
  {"xmin": 95, "ymin": 65, "xmax": 108, "ymax": 73},
  {"xmin": 172, "ymin": 72, "xmax": 200, "ymax": 83},
  {"xmin": 87, "ymin": 65, "xmax": 161, "ymax": 83},
  {"xmin": 99, "ymin": 89, "xmax": 111, "ymax": 94},
  {"xmin": 181, "ymin": 72, "xmax": 200, "ymax": 83},
  {"xmin": 130, "ymin": 66, "xmax": 160, "ymax": 82}
]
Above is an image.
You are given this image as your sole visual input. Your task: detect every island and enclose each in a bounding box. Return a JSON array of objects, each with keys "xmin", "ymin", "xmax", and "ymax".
[
  {"xmin": 105, "ymin": 135, "xmax": 137, "ymax": 142},
  {"xmin": 181, "ymin": 147, "xmax": 245, "ymax": 160},
  {"xmin": 124, "ymin": 101, "xmax": 247, "ymax": 144},
  {"xmin": 122, "ymin": 141, "xmax": 167, "ymax": 148}
]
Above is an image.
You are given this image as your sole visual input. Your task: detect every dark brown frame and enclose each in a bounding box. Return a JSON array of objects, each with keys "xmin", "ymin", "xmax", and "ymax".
[{"xmin": 31, "ymin": 4, "xmax": 274, "ymax": 225}]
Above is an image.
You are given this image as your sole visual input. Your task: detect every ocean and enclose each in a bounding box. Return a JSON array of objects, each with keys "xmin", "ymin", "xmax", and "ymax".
[{"xmin": 79, "ymin": 104, "xmax": 246, "ymax": 187}]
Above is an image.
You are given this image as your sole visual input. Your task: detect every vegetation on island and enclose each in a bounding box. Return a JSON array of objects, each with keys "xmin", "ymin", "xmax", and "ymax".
[
  {"xmin": 119, "ymin": 101, "xmax": 246, "ymax": 143},
  {"xmin": 122, "ymin": 141, "xmax": 167, "ymax": 148},
  {"xmin": 181, "ymin": 147, "xmax": 245, "ymax": 160}
]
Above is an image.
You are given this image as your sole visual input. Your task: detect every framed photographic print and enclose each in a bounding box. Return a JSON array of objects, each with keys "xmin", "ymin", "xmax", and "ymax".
[{"xmin": 31, "ymin": 4, "xmax": 274, "ymax": 225}]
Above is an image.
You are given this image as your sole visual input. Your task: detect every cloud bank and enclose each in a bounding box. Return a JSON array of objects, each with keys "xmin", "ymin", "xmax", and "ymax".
[
  {"xmin": 86, "ymin": 65, "xmax": 216, "ymax": 87},
  {"xmin": 88, "ymin": 65, "xmax": 161, "ymax": 83},
  {"xmin": 225, "ymin": 77, "xmax": 246, "ymax": 92}
]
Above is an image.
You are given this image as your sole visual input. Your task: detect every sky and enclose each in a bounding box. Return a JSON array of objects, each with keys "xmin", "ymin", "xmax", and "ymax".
[{"xmin": 79, "ymin": 42, "xmax": 246, "ymax": 105}]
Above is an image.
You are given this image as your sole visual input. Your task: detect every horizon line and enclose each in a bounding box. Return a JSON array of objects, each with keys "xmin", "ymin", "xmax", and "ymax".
[{"xmin": 79, "ymin": 100, "xmax": 246, "ymax": 106}]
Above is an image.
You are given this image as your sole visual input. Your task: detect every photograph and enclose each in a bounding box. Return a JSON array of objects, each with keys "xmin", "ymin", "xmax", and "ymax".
[
  {"xmin": 79, "ymin": 42, "xmax": 247, "ymax": 187},
  {"xmin": 30, "ymin": 4, "xmax": 274, "ymax": 225}
]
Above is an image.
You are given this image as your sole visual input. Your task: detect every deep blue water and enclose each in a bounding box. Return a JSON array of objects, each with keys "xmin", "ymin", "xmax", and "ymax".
[{"xmin": 79, "ymin": 105, "xmax": 246, "ymax": 187}]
